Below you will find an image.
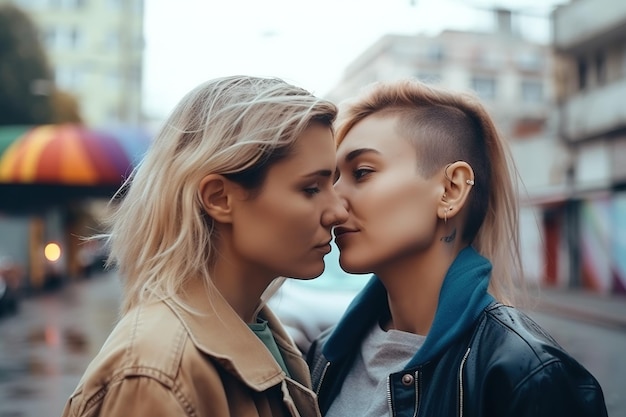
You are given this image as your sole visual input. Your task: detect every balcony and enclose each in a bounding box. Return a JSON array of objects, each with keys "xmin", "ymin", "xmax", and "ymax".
[
  {"xmin": 553, "ymin": 0, "xmax": 626, "ymax": 52},
  {"xmin": 561, "ymin": 78, "xmax": 626, "ymax": 142}
]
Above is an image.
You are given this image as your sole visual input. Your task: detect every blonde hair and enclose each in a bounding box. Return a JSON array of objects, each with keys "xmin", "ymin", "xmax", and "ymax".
[
  {"xmin": 336, "ymin": 79, "xmax": 523, "ymax": 305},
  {"xmin": 105, "ymin": 76, "xmax": 337, "ymax": 315}
]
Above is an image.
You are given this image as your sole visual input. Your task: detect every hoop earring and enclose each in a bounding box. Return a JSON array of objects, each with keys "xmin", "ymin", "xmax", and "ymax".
[{"xmin": 444, "ymin": 206, "xmax": 452, "ymax": 224}]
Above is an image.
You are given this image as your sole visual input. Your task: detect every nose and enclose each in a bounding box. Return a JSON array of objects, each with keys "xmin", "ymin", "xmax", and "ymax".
[{"xmin": 322, "ymin": 190, "xmax": 349, "ymax": 228}]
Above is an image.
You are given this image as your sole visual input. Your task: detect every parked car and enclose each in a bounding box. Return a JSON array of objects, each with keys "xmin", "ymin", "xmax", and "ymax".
[
  {"xmin": 268, "ymin": 244, "xmax": 369, "ymax": 354},
  {"xmin": 0, "ymin": 256, "xmax": 24, "ymax": 317}
]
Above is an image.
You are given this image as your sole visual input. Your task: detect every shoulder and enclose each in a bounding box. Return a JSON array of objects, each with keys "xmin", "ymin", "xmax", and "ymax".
[
  {"xmin": 476, "ymin": 304, "xmax": 603, "ymax": 392},
  {"xmin": 63, "ymin": 302, "xmax": 222, "ymax": 416},
  {"xmin": 464, "ymin": 305, "xmax": 607, "ymax": 416}
]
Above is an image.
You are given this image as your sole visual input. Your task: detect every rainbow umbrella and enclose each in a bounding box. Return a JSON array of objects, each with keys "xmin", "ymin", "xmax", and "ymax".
[
  {"xmin": 0, "ymin": 124, "xmax": 150, "ymax": 186},
  {"xmin": 0, "ymin": 125, "xmax": 31, "ymax": 157}
]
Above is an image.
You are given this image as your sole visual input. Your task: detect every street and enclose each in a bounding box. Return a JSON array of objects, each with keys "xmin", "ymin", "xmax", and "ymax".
[
  {"xmin": 0, "ymin": 272, "xmax": 624, "ymax": 417},
  {"xmin": 0, "ymin": 273, "xmax": 121, "ymax": 417}
]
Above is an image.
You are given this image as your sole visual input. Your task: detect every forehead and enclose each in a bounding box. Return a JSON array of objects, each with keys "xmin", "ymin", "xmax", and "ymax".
[
  {"xmin": 272, "ymin": 123, "xmax": 336, "ymax": 172},
  {"xmin": 337, "ymin": 114, "xmax": 416, "ymax": 161}
]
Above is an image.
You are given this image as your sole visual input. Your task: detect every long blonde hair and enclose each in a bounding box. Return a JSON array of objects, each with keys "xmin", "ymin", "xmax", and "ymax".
[
  {"xmin": 336, "ymin": 79, "xmax": 523, "ymax": 305},
  {"xmin": 105, "ymin": 76, "xmax": 337, "ymax": 314}
]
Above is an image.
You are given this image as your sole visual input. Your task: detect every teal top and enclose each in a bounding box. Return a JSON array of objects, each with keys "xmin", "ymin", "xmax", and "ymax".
[{"xmin": 248, "ymin": 318, "xmax": 291, "ymax": 377}]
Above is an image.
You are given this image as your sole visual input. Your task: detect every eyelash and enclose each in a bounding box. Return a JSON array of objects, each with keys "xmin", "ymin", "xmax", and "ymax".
[
  {"xmin": 303, "ymin": 186, "xmax": 321, "ymax": 195},
  {"xmin": 353, "ymin": 168, "xmax": 373, "ymax": 181}
]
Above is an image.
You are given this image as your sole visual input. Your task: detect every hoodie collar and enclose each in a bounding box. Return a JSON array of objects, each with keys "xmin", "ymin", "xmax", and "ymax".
[{"xmin": 323, "ymin": 246, "xmax": 495, "ymax": 367}]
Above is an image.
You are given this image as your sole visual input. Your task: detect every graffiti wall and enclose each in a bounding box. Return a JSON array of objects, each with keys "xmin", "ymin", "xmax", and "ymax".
[{"xmin": 580, "ymin": 192, "xmax": 626, "ymax": 294}]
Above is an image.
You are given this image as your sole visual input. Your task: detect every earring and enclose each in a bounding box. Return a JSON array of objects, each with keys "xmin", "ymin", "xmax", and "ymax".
[
  {"xmin": 444, "ymin": 206, "xmax": 452, "ymax": 224},
  {"xmin": 466, "ymin": 179, "xmax": 475, "ymax": 186},
  {"xmin": 444, "ymin": 163, "xmax": 453, "ymax": 183}
]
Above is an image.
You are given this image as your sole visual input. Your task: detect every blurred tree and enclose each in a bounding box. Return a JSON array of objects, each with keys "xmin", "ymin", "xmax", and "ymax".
[
  {"xmin": 0, "ymin": 3, "xmax": 83, "ymax": 125},
  {"xmin": 0, "ymin": 3, "xmax": 56, "ymax": 125}
]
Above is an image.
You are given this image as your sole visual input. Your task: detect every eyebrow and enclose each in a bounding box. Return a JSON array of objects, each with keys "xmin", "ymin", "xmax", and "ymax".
[
  {"xmin": 344, "ymin": 148, "xmax": 382, "ymax": 162},
  {"xmin": 301, "ymin": 169, "xmax": 333, "ymax": 179}
]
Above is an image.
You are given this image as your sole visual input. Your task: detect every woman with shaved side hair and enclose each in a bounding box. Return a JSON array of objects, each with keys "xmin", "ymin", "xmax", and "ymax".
[
  {"xmin": 62, "ymin": 75, "xmax": 348, "ymax": 417},
  {"xmin": 308, "ymin": 79, "xmax": 607, "ymax": 417}
]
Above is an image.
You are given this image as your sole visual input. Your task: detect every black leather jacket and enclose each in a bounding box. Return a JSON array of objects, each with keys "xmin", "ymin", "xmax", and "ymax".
[{"xmin": 308, "ymin": 303, "xmax": 608, "ymax": 417}]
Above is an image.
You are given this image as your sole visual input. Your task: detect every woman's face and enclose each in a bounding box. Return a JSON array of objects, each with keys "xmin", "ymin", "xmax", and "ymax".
[
  {"xmin": 229, "ymin": 123, "xmax": 348, "ymax": 279},
  {"xmin": 334, "ymin": 113, "xmax": 444, "ymax": 274}
]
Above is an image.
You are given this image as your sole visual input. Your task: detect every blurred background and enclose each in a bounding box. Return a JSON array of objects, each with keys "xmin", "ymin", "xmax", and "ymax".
[{"xmin": 0, "ymin": 0, "xmax": 625, "ymax": 416}]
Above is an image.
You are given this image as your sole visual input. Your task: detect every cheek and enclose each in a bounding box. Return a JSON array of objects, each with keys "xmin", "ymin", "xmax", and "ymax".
[
  {"xmin": 232, "ymin": 199, "xmax": 321, "ymax": 267},
  {"xmin": 341, "ymin": 183, "xmax": 438, "ymax": 272}
]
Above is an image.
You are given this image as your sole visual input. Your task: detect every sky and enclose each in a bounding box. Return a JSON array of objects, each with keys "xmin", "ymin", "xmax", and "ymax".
[{"xmin": 142, "ymin": 0, "xmax": 566, "ymax": 119}]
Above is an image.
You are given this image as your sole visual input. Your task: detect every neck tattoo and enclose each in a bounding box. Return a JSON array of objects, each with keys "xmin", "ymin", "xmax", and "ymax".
[{"xmin": 440, "ymin": 228, "xmax": 457, "ymax": 243}]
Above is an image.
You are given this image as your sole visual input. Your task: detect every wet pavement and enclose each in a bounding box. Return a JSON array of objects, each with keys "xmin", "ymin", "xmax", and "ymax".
[
  {"xmin": 0, "ymin": 272, "xmax": 625, "ymax": 417},
  {"xmin": 0, "ymin": 273, "xmax": 121, "ymax": 417}
]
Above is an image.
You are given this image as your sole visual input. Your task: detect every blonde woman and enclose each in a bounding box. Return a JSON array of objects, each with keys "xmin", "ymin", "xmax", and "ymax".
[
  {"xmin": 308, "ymin": 79, "xmax": 607, "ymax": 417},
  {"xmin": 62, "ymin": 76, "xmax": 347, "ymax": 417}
]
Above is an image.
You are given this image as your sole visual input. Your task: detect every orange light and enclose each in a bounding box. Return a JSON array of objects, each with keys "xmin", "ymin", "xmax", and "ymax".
[{"xmin": 44, "ymin": 243, "xmax": 61, "ymax": 262}]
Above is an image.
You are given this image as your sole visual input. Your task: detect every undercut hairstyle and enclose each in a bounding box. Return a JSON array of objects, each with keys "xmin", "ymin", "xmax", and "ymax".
[
  {"xmin": 103, "ymin": 76, "xmax": 337, "ymax": 315},
  {"xmin": 335, "ymin": 79, "xmax": 523, "ymax": 305}
]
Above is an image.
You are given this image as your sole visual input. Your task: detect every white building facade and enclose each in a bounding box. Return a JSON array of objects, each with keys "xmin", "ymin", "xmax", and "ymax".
[{"xmin": 2, "ymin": 0, "xmax": 144, "ymax": 127}]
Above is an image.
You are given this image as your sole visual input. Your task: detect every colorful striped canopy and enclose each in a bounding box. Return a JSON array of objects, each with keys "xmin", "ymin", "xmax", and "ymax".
[{"xmin": 0, "ymin": 124, "xmax": 151, "ymax": 186}]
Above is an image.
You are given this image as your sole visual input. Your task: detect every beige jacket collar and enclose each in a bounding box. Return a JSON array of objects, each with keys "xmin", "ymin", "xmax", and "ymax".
[{"xmin": 164, "ymin": 278, "xmax": 307, "ymax": 392}]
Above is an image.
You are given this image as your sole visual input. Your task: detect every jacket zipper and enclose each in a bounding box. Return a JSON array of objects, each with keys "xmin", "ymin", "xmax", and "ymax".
[
  {"xmin": 413, "ymin": 370, "xmax": 420, "ymax": 417},
  {"xmin": 386, "ymin": 375, "xmax": 393, "ymax": 416},
  {"xmin": 315, "ymin": 362, "xmax": 331, "ymax": 396},
  {"xmin": 458, "ymin": 347, "xmax": 471, "ymax": 417}
]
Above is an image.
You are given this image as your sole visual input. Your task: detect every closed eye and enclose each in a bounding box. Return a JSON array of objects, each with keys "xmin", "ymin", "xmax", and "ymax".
[
  {"xmin": 303, "ymin": 186, "xmax": 321, "ymax": 195},
  {"xmin": 353, "ymin": 168, "xmax": 373, "ymax": 181}
]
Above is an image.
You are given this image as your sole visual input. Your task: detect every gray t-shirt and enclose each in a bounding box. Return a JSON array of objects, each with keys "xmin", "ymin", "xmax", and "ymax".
[{"xmin": 326, "ymin": 322, "xmax": 426, "ymax": 417}]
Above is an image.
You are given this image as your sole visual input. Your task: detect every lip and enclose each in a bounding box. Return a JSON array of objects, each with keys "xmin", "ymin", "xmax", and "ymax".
[
  {"xmin": 334, "ymin": 227, "xmax": 358, "ymax": 246},
  {"xmin": 314, "ymin": 243, "xmax": 332, "ymax": 254},
  {"xmin": 334, "ymin": 227, "xmax": 358, "ymax": 238}
]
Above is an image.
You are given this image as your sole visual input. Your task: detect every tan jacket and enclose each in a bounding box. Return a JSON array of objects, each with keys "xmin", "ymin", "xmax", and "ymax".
[{"xmin": 61, "ymin": 280, "xmax": 321, "ymax": 417}]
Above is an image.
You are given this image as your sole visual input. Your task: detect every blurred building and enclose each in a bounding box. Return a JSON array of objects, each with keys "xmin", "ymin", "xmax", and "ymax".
[
  {"xmin": 0, "ymin": 0, "xmax": 144, "ymax": 127},
  {"xmin": 325, "ymin": 9, "xmax": 560, "ymax": 285},
  {"xmin": 549, "ymin": 0, "xmax": 626, "ymax": 294},
  {"xmin": 326, "ymin": 9, "xmax": 553, "ymax": 142}
]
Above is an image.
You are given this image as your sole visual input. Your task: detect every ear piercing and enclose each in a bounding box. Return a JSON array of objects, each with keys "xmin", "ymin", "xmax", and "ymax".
[
  {"xmin": 445, "ymin": 163, "xmax": 476, "ymax": 186},
  {"xmin": 444, "ymin": 206, "xmax": 453, "ymax": 224}
]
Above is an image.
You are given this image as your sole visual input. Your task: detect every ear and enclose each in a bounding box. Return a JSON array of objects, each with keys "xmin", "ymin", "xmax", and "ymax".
[
  {"xmin": 438, "ymin": 161, "xmax": 475, "ymax": 222},
  {"xmin": 198, "ymin": 174, "xmax": 236, "ymax": 224}
]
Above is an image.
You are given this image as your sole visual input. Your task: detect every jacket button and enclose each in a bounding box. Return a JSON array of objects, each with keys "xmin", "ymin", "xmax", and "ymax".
[{"xmin": 401, "ymin": 373, "xmax": 414, "ymax": 386}]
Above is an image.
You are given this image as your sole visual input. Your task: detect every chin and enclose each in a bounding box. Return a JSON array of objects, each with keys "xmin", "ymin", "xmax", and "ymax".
[
  {"xmin": 338, "ymin": 257, "xmax": 371, "ymax": 275},
  {"xmin": 287, "ymin": 264, "xmax": 325, "ymax": 280}
]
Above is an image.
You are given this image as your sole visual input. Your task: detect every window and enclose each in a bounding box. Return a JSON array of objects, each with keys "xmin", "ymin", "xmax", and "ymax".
[
  {"xmin": 471, "ymin": 76, "xmax": 496, "ymax": 100},
  {"xmin": 426, "ymin": 44, "xmax": 444, "ymax": 62},
  {"xmin": 516, "ymin": 50, "xmax": 544, "ymax": 71},
  {"xmin": 521, "ymin": 80, "xmax": 543, "ymax": 103},
  {"xmin": 595, "ymin": 52, "xmax": 606, "ymax": 86},
  {"xmin": 44, "ymin": 26, "xmax": 82, "ymax": 50},
  {"xmin": 107, "ymin": 71, "xmax": 120, "ymax": 88},
  {"xmin": 578, "ymin": 57, "xmax": 587, "ymax": 90},
  {"xmin": 622, "ymin": 43, "xmax": 626, "ymax": 78},
  {"xmin": 55, "ymin": 66, "xmax": 83, "ymax": 90},
  {"xmin": 105, "ymin": 32, "xmax": 120, "ymax": 51}
]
